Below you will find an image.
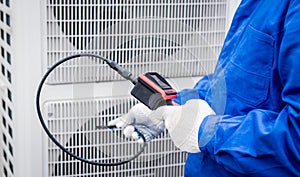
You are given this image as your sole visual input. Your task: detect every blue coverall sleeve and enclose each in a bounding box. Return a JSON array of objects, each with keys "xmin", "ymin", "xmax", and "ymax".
[
  {"xmin": 199, "ymin": 2, "xmax": 300, "ymax": 176},
  {"xmin": 173, "ymin": 75, "xmax": 212, "ymax": 105}
]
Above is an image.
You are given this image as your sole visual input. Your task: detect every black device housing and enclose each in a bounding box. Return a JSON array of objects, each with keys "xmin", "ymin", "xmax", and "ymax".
[{"xmin": 131, "ymin": 72, "xmax": 177, "ymax": 110}]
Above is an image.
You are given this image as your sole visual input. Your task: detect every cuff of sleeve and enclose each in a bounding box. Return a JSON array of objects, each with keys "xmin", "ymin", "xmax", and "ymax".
[
  {"xmin": 198, "ymin": 115, "xmax": 222, "ymax": 148},
  {"xmin": 172, "ymin": 89, "xmax": 201, "ymax": 105}
]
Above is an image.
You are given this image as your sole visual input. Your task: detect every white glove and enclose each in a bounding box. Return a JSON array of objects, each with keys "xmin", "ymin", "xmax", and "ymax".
[
  {"xmin": 108, "ymin": 99, "xmax": 215, "ymax": 153},
  {"xmin": 107, "ymin": 103, "xmax": 166, "ymax": 142}
]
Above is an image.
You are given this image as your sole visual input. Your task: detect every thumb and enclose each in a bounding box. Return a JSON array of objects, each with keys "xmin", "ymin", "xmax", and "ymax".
[
  {"xmin": 107, "ymin": 103, "xmax": 152, "ymax": 128},
  {"xmin": 107, "ymin": 110, "xmax": 134, "ymax": 128},
  {"xmin": 107, "ymin": 117, "xmax": 127, "ymax": 128}
]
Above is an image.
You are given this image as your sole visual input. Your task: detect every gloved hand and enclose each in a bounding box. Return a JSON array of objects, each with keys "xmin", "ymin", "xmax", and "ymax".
[{"xmin": 108, "ymin": 99, "xmax": 215, "ymax": 152}]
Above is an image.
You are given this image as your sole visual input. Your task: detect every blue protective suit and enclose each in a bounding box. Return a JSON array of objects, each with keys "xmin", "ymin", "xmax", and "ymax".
[{"xmin": 173, "ymin": 0, "xmax": 300, "ymax": 176}]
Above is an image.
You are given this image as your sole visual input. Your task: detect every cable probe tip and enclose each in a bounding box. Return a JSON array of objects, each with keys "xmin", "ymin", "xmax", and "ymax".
[{"xmin": 106, "ymin": 60, "xmax": 137, "ymax": 84}]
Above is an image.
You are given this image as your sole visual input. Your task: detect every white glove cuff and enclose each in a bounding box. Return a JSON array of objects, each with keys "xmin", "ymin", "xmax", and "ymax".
[
  {"xmin": 165, "ymin": 99, "xmax": 215, "ymax": 153},
  {"xmin": 174, "ymin": 113, "xmax": 204, "ymax": 152}
]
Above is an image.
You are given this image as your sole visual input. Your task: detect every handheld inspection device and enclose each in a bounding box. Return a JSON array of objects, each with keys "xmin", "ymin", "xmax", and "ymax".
[
  {"xmin": 104, "ymin": 54, "xmax": 178, "ymax": 110},
  {"xmin": 36, "ymin": 53, "xmax": 178, "ymax": 166}
]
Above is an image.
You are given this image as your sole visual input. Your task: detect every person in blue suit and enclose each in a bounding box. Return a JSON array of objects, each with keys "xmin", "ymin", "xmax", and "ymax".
[{"xmin": 109, "ymin": 0, "xmax": 300, "ymax": 176}]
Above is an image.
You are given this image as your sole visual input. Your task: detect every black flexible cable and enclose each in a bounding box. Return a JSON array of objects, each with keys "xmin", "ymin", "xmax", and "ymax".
[{"xmin": 36, "ymin": 53, "xmax": 146, "ymax": 166}]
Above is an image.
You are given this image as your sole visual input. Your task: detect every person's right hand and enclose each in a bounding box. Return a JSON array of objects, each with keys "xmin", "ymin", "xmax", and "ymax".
[
  {"xmin": 108, "ymin": 99, "xmax": 215, "ymax": 152},
  {"xmin": 108, "ymin": 103, "xmax": 166, "ymax": 142}
]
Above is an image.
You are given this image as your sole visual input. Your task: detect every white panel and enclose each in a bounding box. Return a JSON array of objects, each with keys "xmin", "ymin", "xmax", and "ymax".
[
  {"xmin": 45, "ymin": 96, "xmax": 186, "ymax": 177},
  {"xmin": 46, "ymin": 0, "xmax": 227, "ymax": 84}
]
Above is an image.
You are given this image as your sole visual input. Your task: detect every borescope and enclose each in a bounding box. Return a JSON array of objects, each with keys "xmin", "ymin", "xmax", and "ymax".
[{"xmin": 36, "ymin": 53, "xmax": 178, "ymax": 166}]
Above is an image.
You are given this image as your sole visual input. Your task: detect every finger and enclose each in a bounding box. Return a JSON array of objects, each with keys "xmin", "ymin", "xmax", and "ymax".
[
  {"xmin": 107, "ymin": 118, "xmax": 118, "ymax": 126},
  {"xmin": 106, "ymin": 120, "xmax": 117, "ymax": 129},
  {"xmin": 133, "ymin": 130, "xmax": 145, "ymax": 143},
  {"xmin": 131, "ymin": 131, "xmax": 144, "ymax": 144},
  {"xmin": 107, "ymin": 118, "xmax": 126, "ymax": 128},
  {"xmin": 137, "ymin": 138, "xmax": 144, "ymax": 144},
  {"xmin": 123, "ymin": 126, "xmax": 144, "ymax": 143},
  {"xmin": 131, "ymin": 131, "xmax": 140, "ymax": 140},
  {"xmin": 116, "ymin": 120, "xmax": 126, "ymax": 128},
  {"xmin": 123, "ymin": 125, "xmax": 135, "ymax": 138}
]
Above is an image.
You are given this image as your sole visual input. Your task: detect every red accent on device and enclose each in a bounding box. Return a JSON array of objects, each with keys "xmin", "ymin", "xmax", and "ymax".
[
  {"xmin": 130, "ymin": 72, "xmax": 178, "ymax": 110},
  {"xmin": 138, "ymin": 74, "xmax": 178, "ymax": 100}
]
